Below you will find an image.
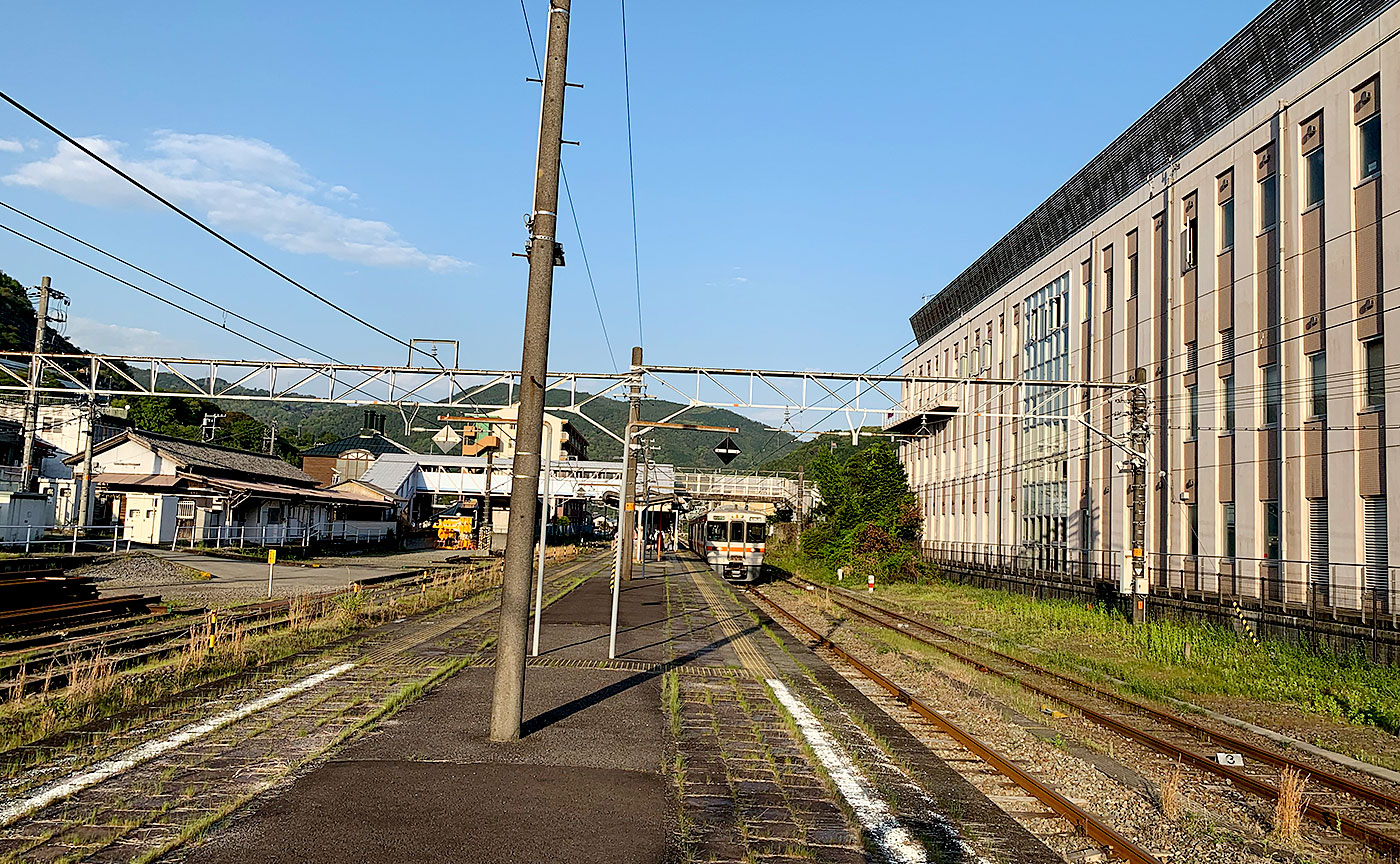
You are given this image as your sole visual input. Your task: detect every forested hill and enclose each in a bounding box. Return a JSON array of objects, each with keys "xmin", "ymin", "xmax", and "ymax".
[{"xmin": 220, "ymin": 383, "xmax": 798, "ymax": 471}]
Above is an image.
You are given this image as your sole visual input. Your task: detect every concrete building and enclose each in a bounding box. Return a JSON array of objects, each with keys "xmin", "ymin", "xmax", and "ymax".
[
  {"xmin": 0, "ymin": 401, "xmax": 126, "ymax": 480},
  {"xmin": 896, "ymin": 0, "xmax": 1400, "ymax": 635},
  {"xmin": 459, "ymin": 407, "xmax": 588, "ymax": 462}
]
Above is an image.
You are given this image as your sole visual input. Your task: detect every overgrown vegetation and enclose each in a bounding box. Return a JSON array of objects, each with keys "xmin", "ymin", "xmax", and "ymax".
[
  {"xmin": 0, "ymin": 564, "xmax": 501, "ymax": 757},
  {"xmin": 778, "ymin": 553, "xmax": 1400, "ymax": 744},
  {"xmin": 794, "ymin": 439, "xmax": 926, "ymax": 582}
]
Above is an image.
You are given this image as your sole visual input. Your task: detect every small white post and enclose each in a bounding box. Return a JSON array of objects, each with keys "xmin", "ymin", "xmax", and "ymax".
[
  {"xmin": 71, "ymin": 525, "xmax": 78, "ymax": 555},
  {"xmin": 532, "ymin": 423, "xmax": 553, "ymax": 657},
  {"xmin": 608, "ymin": 424, "xmax": 633, "ymax": 660},
  {"xmin": 267, "ymin": 548, "xmax": 277, "ymax": 598},
  {"xmin": 867, "ymin": 571, "xmax": 874, "ymax": 593},
  {"xmin": 837, "ymin": 567, "xmax": 843, "ymax": 582},
  {"xmin": 24, "ymin": 526, "xmax": 31, "ymax": 555}
]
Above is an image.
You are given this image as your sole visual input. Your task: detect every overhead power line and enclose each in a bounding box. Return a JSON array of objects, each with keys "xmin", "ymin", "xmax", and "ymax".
[
  {"xmin": 0, "ymin": 221, "xmax": 292, "ymax": 360},
  {"xmin": 519, "ymin": 0, "xmax": 619, "ymax": 373},
  {"xmin": 620, "ymin": 0, "xmax": 644, "ymax": 350},
  {"xmin": 0, "ymin": 89, "xmax": 440, "ymax": 368},
  {"xmin": 0, "ymin": 200, "xmax": 346, "ymax": 366}
]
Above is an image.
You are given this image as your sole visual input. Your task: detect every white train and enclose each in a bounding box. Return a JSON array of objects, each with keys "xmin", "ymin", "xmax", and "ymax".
[{"xmin": 688, "ymin": 506, "xmax": 767, "ymax": 582}]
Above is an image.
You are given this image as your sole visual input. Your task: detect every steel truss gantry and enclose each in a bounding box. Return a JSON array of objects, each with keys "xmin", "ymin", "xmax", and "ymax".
[{"xmin": 0, "ymin": 351, "xmax": 1142, "ymax": 451}]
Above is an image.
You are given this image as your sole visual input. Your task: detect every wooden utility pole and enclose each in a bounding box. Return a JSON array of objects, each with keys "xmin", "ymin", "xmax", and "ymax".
[
  {"xmin": 76, "ymin": 398, "xmax": 96, "ymax": 528},
  {"xmin": 619, "ymin": 346, "xmax": 643, "ymax": 583},
  {"xmin": 20, "ymin": 277, "xmax": 54, "ymax": 492},
  {"xmin": 489, "ymin": 0, "xmax": 571, "ymax": 743}
]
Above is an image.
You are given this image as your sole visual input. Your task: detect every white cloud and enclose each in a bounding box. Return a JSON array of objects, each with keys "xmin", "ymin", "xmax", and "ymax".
[
  {"xmin": 0, "ymin": 139, "xmax": 21, "ymax": 153},
  {"xmin": 4, "ymin": 132, "xmax": 468, "ymax": 272},
  {"xmin": 65, "ymin": 317, "xmax": 182, "ymax": 355}
]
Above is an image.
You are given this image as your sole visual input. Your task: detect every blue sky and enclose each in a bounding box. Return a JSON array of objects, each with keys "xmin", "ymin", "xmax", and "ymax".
[{"xmin": 0, "ymin": 1, "xmax": 1264, "ymax": 386}]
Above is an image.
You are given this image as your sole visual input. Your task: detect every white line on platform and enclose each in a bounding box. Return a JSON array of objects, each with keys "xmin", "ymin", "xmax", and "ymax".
[
  {"xmin": 768, "ymin": 677, "xmax": 988, "ymax": 864},
  {"xmin": 0, "ymin": 661, "xmax": 357, "ymax": 827}
]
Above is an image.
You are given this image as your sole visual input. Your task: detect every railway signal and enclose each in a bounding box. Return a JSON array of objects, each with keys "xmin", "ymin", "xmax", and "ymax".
[
  {"xmin": 432, "ymin": 425, "xmax": 461, "ymax": 453},
  {"xmin": 713, "ymin": 436, "xmax": 741, "ymax": 465}
]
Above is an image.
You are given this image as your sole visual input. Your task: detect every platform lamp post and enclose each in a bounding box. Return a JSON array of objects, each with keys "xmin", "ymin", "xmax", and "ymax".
[{"xmin": 608, "ymin": 419, "xmax": 739, "ymax": 659}]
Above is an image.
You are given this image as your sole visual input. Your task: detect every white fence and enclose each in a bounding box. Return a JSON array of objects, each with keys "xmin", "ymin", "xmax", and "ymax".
[
  {"xmin": 172, "ymin": 522, "xmax": 395, "ymax": 549},
  {"xmin": 0, "ymin": 524, "xmax": 130, "ymax": 554}
]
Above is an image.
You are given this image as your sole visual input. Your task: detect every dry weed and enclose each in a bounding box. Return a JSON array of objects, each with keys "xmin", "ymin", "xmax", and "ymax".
[
  {"xmin": 1159, "ymin": 762, "xmax": 1185, "ymax": 819},
  {"xmin": 1273, "ymin": 766, "xmax": 1308, "ymax": 842}
]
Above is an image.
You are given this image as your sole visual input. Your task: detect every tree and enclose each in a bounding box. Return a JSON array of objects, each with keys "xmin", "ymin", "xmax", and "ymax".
[{"xmin": 799, "ymin": 439, "xmax": 924, "ymax": 580}]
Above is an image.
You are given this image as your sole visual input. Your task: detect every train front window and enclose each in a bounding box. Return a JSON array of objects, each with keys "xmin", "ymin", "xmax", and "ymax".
[
  {"xmin": 746, "ymin": 522, "xmax": 766, "ymax": 543},
  {"xmin": 729, "ymin": 521, "xmax": 745, "ymax": 542},
  {"xmin": 706, "ymin": 521, "xmax": 726, "ymax": 541}
]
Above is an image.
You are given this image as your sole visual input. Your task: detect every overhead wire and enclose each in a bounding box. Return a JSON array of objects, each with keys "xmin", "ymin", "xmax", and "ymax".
[
  {"xmin": 0, "ymin": 89, "xmax": 444, "ymax": 369},
  {"xmin": 620, "ymin": 0, "xmax": 644, "ymax": 350},
  {"xmin": 0, "ymin": 221, "xmax": 293, "ymax": 360},
  {"xmin": 520, "ymin": 0, "xmax": 619, "ymax": 373},
  {"xmin": 0, "ymin": 200, "xmax": 347, "ymax": 366}
]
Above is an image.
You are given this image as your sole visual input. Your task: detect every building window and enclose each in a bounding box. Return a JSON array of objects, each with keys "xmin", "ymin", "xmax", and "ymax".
[
  {"xmin": 1182, "ymin": 209, "xmax": 1198, "ymax": 272},
  {"xmin": 1223, "ymin": 374, "xmax": 1236, "ymax": 432},
  {"xmin": 1221, "ymin": 327, "xmax": 1235, "ymax": 363},
  {"xmin": 1310, "ymin": 498, "xmax": 1330, "ymax": 592},
  {"xmin": 1264, "ymin": 500, "xmax": 1281, "ymax": 560},
  {"xmin": 1366, "ymin": 340, "xmax": 1386, "ymax": 409},
  {"xmin": 1186, "ymin": 341, "xmax": 1198, "ymax": 373},
  {"xmin": 1305, "ymin": 145, "xmax": 1325, "ymax": 208},
  {"xmin": 1223, "ymin": 503, "xmax": 1236, "ymax": 558},
  {"xmin": 1259, "ymin": 173, "xmax": 1279, "ymax": 231},
  {"xmin": 1219, "ymin": 197, "xmax": 1234, "ymax": 250},
  {"xmin": 1019, "ymin": 274, "xmax": 1071, "ymax": 566},
  {"xmin": 1310, "ymin": 352, "xmax": 1327, "ymax": 418},
  {"xmin": 1129, "ymin": 252, "xmax": 1139, "ymax": 298},
  {"xmin": 1365, "ymin": 495, "xmax": 1389, "ymax": 599},
  {"xmin": 1187, "ymin": 384, "xmax": 1199, "ymax": 441},
  {"xmin": 1188, "ymin": 502, "xmax": 1199, "ymax": 557},
  {"xmin": 1360, "ymin": 113, "xmax": 1381, "ymax": 180},
  {"xmin": 1264, "ymin": 365, "xmax": 1282, "ymax": 426},
  {"xmin": 1104, "ymin": 265, "xmax": 1114, "ymax": 310}
]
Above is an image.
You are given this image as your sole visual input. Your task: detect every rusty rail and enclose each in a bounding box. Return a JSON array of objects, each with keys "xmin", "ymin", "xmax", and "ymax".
[
  {"xmin": 752, "ymin": 588, "xmax": 1163, "ymax": 864},
  {"xmin": 785, "ymin": 575, "xmax": 1400, "ymax": 858}
]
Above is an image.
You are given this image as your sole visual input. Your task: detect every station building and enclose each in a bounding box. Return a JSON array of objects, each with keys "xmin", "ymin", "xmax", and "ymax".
[{"xmin": 896, "ymin": 0, "xmax": 1400, "ymax": 626}]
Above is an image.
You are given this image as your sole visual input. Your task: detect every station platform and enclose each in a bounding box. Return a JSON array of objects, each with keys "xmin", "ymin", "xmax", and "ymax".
[{"xmin": 173, "ymin": 555, "xmax": 1058, "ymax": 864}]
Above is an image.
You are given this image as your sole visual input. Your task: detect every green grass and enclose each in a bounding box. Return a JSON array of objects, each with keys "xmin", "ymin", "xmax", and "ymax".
[{"xmin": 770, "ymin": 547, "xmax": 1400, "ymax": 737}]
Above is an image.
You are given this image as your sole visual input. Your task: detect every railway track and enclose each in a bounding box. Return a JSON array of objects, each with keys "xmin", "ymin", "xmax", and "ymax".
[
  {"xmin": 779, "ymin": 574, "xmax": 1400, "ymax": 859},
  {"xmin": 749, "ymin": 585, "xmax": 1164, "ymax": 864},
  {"xmin": 0, "ymin": 564, "xmax": 494, "ymax": 698},
  {"xmin": 0, "ymin": 554, "xmax": 605, "ymax": 862}
]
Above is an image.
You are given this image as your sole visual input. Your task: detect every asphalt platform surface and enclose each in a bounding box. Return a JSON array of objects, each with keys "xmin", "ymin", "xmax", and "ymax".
[{"xmin": 178, "ymin": 559, "xmax": 677, "ymax": 864}]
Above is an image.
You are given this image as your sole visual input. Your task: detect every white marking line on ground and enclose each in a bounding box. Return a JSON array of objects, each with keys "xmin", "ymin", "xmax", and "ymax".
[
  {"xmin": 768, "ymin": 678, "xmax": 989, "ymax": 864},
  {"xmin": 0, "ymin": 661, "xmax": 357, "ymax": 827}
]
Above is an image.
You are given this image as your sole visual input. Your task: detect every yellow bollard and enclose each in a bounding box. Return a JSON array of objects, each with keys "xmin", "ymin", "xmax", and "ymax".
[{"xmin": 208, "ymin": 611, "xmax": 218, "ymax": 649}]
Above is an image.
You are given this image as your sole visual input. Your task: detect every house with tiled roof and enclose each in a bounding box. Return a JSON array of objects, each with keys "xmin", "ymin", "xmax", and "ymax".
[{"xmin": 67, "ymin": 429, "xmax": 395, "ymax": 546}]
